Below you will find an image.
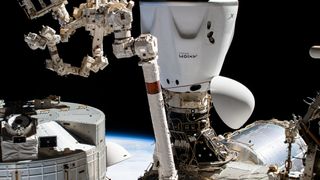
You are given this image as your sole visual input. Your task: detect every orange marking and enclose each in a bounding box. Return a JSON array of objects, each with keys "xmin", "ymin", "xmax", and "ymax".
[{"xmin": 146, "ymin": 81, "xmax": 160, "ymax": 94}]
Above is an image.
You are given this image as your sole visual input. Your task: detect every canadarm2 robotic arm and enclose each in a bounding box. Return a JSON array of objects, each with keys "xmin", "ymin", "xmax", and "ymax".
[{"xmin": 20, "ymin": 0, "xmax": 155, "ymax": 77}]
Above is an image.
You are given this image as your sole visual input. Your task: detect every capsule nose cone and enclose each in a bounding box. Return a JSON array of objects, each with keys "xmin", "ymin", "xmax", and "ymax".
[{"xmin": 210, "ymin": 76, "xmax": 255, "ymax": 129}]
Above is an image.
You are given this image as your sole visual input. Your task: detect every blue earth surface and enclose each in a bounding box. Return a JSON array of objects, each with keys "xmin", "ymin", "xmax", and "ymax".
[{"xmin": 105, "ymin": 133, "xmax": 155, "ymax": 180}]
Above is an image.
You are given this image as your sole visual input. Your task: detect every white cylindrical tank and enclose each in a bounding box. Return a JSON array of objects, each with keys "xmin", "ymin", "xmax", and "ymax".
[{"xmin": 226, "ymin": 120, "xmax": 307, "ymax": 172}]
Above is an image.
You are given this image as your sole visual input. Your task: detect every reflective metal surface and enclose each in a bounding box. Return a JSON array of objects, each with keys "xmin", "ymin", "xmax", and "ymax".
[{"xmin": 225, "ymin": 120, "xmax": 307, "ymax": 171}]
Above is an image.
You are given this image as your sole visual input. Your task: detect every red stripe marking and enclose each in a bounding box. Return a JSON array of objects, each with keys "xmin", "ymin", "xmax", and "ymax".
[{"xmin": 146, "ymin": 81, "xmax": 160, "ymax": 94}]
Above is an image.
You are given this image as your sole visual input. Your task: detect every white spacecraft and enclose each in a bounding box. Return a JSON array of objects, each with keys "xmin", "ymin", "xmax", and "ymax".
[
  {"xmin": 139, "ymin": 0, "xmax": 319, "ymax": 179},
  {"xmin": 13, "ymin": 0, "xmax": 320, "ymax": 179}
]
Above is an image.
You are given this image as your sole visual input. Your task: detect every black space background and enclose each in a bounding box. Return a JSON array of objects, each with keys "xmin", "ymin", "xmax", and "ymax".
[{"xmin": 1, "ymin": 0, "xmax": 319, "ymax": 137}]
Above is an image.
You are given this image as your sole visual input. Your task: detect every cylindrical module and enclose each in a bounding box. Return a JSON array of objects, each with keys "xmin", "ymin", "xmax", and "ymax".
[{"xmin": 141, "ymin": 59, "xmax": 178, "ymax": 180}]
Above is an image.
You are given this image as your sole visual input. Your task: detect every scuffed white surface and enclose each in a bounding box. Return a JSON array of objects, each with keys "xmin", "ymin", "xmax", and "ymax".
[{"xmin": 106, "ymin": 141, "xmax": 131, "ymax": 167}]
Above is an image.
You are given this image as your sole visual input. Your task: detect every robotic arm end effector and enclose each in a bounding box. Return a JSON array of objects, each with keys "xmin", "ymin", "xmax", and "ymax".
[
  {"xmin": 24, "ymin": 26, "xmax": 61, "ymax": 50},
  {"xmin": 24, "ymin": 33, "xmax": 47, "ymax": 50},
  {"xmin": 134, "ymin": 34, "xmax": 158, "ymax": 62},
  {"xmin": 112, "ymin": 34, "xmax": 158, "ymax": 62}
]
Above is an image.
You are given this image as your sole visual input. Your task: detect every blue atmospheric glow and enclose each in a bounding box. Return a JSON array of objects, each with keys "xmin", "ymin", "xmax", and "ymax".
[
  {"xmin": 105, "ymin": 132, "xmax": 155, "ymax": 180},
  {"xmin": 106, "ymin": 132, "xmax": 154, "ymax": 142}
]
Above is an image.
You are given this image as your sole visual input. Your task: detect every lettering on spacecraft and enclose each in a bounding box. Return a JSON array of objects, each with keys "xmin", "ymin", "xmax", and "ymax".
[{"xmin": 178, "ymin": 52, "xmax": 198, "ymax": 59}]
